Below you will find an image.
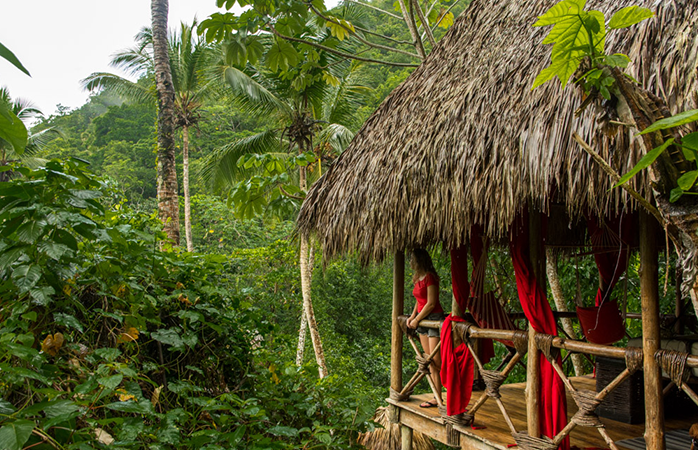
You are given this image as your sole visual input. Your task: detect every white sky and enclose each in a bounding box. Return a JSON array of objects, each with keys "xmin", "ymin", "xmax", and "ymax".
[{"xmin": 1, "ymin": 1, "xmax": 223, "ymax": 117}]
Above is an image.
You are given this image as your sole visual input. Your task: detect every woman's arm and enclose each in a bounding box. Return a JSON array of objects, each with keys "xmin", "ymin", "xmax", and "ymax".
[
  {"xmin": 407, "ymin": 303, "xmax": 419, "ymax": 328},
  {"xmin": 410, "ymin": 284, "xmax": 439, "ymax": 325}
]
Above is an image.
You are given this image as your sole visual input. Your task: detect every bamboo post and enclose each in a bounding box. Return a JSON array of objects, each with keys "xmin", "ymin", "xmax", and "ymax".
[
  {"xmin": 640, "ymin": 211, "xmax": 665, "ymax": 450},
  {"xmin": 391, "ymin": 251, "xmax": 405, "ymax": 393},
  {"xmin": 401, "ymin": 425, "xmax": 413, "ymax": 450},
  {"xmin": 526, "ymin": 208, "xmax": 545, "ymax": 437}
]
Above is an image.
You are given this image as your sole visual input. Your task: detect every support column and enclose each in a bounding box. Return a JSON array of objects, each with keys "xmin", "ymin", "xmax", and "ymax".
[
  {"xmin": 401, "ymin": 425, "xmax": 413, "ymax": 450},
  {"xmin": 527, "ymin": 208, "xmax": 545, "ymax": 437},
  {"xmin": 640, "ymin": 211, "xmax": 665, "ymax": 450},
  {"xmin": 391, "ymin": 251, "xmax": 405, "ymax": 393}
]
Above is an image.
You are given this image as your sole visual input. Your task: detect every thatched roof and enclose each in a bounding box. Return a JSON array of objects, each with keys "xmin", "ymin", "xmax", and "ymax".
[{"xmin": 298, "ymin": 0, "xmax": 698, "ymax": 263}]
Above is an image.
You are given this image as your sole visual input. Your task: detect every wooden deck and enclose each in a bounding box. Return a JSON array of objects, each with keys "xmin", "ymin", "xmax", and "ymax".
[{"xmin": 387, "ymin": 376, "xmax": 698, "ymax": 449}]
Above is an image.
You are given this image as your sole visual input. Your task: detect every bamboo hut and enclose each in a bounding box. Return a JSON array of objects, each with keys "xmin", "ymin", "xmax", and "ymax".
[{"xmin": 298, "ymin": 0, "xmax": 698, "ymax": 449}]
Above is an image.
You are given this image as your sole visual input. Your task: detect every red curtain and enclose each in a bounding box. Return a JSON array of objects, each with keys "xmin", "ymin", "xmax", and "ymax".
[
  {"xmin": 509, "ymin": 212, "xmax": 569, "ymax": 449},
  {"xmin": 440, "ymin": 314, "xmax": 474, "ymax": 416}
]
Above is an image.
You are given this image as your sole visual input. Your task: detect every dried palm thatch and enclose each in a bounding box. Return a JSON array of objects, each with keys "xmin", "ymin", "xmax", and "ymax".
[
  {"xmin": 297, "ymin": 0, "xmax": 698, "ymax": 264},
  {"xmin": 358, "ymin": 406, "xmax": 435, "ymax": 450}
]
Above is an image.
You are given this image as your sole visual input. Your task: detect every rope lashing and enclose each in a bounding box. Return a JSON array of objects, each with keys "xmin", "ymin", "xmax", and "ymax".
[
  {"xmin": 389, "ymin": 387, "xmax": 413, "ymax": 401},
  {"xmin": 512, "ymin": 330, "xmax": 529, "ymax": 356},
  {"xmin": 459, "ymin": 322, "xmax": 474, "ymax": 345},
  {"xmin": 438, "ymin": 406, "xmax": 474, "ymax": 426},
  {"xmin": 415, "ymin": 354, "xmax": 433, "ymax": 374},
  {"xmin": 535, "ymin": 333, "xmax": 559, "ymax": 362},
  {"xmin": 481, "ymin": 369, "xmax": 505, "ymax": 399},
  {"xmin": 624, "ymin": 346, "xmax": 643, "ymax": 373},
  {"xmin": 656, "ymin": 349, "xmax": 690, "ymax": 389},
  {"xmin": 512, "ymin": 431, "xmax": 557, "ymax": 450},
  {"xmin": 570, "ymin": 389, "xmax": 603, "ymax": 427}
]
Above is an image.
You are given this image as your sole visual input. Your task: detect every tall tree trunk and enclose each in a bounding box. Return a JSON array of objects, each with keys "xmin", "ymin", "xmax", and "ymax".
[
  {"xmin": 295, "ymin": 309, "xmax": 308, "ymax": 365},
  {"xmin": 608, "ymin": 69, "xmax": 698, "ymax": 313},
  {"xmin": 183, "ymin": 125, "xmax": 193, "ymax": 252},
  {"xmin": 296, "ymin": 238, "xmax": 315, "ymax": 365},
  {"xmin": 298, "ymin": 164, "xmax": 327, "ymax": 377},
  {"xmin": 152, "ymin": 0, "xmax": 180, "ymax": 246},
  {"xmin": 545, "ymin": 248, "xmax": 585, "ymax": 376}
]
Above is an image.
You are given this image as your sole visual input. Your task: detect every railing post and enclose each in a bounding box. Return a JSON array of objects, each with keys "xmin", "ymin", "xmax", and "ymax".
[
  {"xmin": 526, "ymin": 208, "xmax": 545, "ymax": 437},
  {"xmin": 640, "ymin": 211, "xmax": 665, "ymax": 450},
  {"xmin": 391, "ymin": 250, "xmax": 405, "ymax": 393},
  {"xmin": 401, "ymin": 425, "xmax": 413, "ymax": 450}
]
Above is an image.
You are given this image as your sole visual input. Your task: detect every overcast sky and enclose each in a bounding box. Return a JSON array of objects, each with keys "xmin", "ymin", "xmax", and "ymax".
[{"xmin": 1, "ymin": 1, "xmax": 224, "ymax": 117}]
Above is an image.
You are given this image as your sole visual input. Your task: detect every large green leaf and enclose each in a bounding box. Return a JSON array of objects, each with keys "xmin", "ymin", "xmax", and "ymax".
[
  {"xmin": 0, "ymin": 420, "xmax": 34, "ymax": 450},
  {"xmin": 0, "ymin": 42, "xmax": 31, "ymax": 76},
  {"xmin": 12, "ymin": 264, "xmax": 42, "ymax": 292},
  {"xmin": 0, "ymin": 108, "xmax": 28, "ymax": 154},
  {"xmin": 532, "ymin": 58, "xmax": 582, "ymax": 89},
  {"xmin": 98, "ymin": 374, "xmax": 124, "ymax": 390},
  {"xmin": 533, "ymin": 0, "xmax": 586, "ymax": 26},
  {"xmin": 681, "ymin": 132, "xmax": 698, "ymax": 160},
  {"xmin": 16, "ymin": 221, "xmax": 45, "ymax": 243},
  {"xmin": 608, "ymin": 6, "xmax": 654, "ymax": 29},
  {"xmin": 614, "ymin": 138, "xmax": 674, "ymax": 187},
  {"xmin": 677, "ymin": 170, "xmax": 698, "ymax": 191},
  {"xmin": 266, "ymin": 40, "xmax": 299, "ymax": 73},
  {"xmin": 640, "ymin": 110, "xmax": 698, "ymax": 134}
]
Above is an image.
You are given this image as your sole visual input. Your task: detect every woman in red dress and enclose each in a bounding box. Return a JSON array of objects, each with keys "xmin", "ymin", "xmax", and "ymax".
[{"xmin": 406, "ymin": 248, "xmax": 444, "ymax": 408}]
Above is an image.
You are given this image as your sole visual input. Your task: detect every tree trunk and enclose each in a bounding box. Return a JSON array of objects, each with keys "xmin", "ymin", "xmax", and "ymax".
[
  {"xmin": 609, "ymin": 69, "xmax": 698, "ymax": 314},
  {"xmin": 152, "ymin": 0, "xmax": 180, "ymax": 246},
  {"xmin": 183, "ymin": 125, "xmax": 193, "ymax": 252},
  {"xmin": 295, "ymin": 309, "xmax": 308, "ymax": 365},
  {"xmin": 545, "ymin": 248, "xmax": 585, "ymax": 376},
  {"xmin": 295, "ymin": 238, "xmax": 316, "ymax": 365},
  {"xmin": 298, "ymin": 164, "xmax": 327, "ymax": 377},
  {"xmin": 299, "ymin": 233, "xmax": 327, "ymax": 378}
]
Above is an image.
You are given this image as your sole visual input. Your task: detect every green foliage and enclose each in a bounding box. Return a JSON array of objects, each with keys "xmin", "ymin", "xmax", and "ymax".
[
  {"xmin": 532, "ymin": 1, "xmax": 653, "ymax": 91},
  {"xmin": 0, "ymin": 160, "xmax": 377, "ymax": 449},
  {"xmin": 0, "ymin": 41, "xmax": 30, "ymax": 76}
]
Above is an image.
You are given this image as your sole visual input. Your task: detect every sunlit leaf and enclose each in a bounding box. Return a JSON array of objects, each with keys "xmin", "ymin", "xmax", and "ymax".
[
  {"xmin": 677, "ymin": 170, "xmax": 698, "ymax": 191},
  {"xmin": 0, "ymin": 108, "xmax": 28, "ymax": 154},
  {"xmin": 437, "ymin": 11, "xmax": 454, "ymax": 29},
  {"xmin": 608, "ymin": 6, "xmax": 654, "ymax": 29},
  {"xmin": 533, "ymin": 0, "xmax": 586, "ymax": 27},
  {"xmin": 640, "ymin": 110, "xmax": 698, "ymax": 134},
  {"xmin": 614, "ymin": 138, "xmax": 674, "ymax": 187}
]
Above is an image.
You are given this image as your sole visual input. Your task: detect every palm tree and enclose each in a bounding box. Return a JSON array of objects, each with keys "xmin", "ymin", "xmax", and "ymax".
[
  {"xmin": 151, "ymin": 0, "xmax": 180, "ymax": 246},
  {"xmin": 83, "ymin": 21, "xmax": 215, "ymax": 250},
  {"xmin": 202, "ymin": 43, "xmax": 370, "ymax": 376}
]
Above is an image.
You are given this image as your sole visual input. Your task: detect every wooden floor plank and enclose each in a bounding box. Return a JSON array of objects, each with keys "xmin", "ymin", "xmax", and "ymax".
[{"xmin": 387, "ymin": 376, "xmax": 698, "ymax": 449}]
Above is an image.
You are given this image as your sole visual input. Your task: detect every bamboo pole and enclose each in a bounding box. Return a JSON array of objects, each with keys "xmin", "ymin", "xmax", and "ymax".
[
  {"xmin": 401, "ymin": 425, "xmax": 413, "ymax": 450},
  {"xmin": 391, "ymin": 251, "xmax": 405, "ymax": 393},
  {"xmin": 640, "ymin": 211, "xmax": 665, "ymax": 450},
  {"xmin": 526, "ymin": 209, "xmax": 544, "ymax": 437}
]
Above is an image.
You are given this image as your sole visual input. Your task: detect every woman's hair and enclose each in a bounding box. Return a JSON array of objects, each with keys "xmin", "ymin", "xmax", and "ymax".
[{"xmin": 411, "ymin": 248, "xmax": 439, "ymax": 284}]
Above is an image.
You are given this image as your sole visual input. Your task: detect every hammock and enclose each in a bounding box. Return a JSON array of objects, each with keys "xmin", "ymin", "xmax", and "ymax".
[{"xmin": 576, "ymin": 214, "xmax": 632, "ymax": 345}]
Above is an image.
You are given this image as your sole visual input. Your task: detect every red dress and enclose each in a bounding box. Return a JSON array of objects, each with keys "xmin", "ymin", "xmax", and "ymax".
[{"xmin": 413, "ymin": 273, "xmax": 444, "ymax": 314}]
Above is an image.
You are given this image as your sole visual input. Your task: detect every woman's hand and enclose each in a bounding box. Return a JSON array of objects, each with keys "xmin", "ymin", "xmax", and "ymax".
[{"xmin": 407, "ymin": 318, "xmax": 418, "ymax": 329}]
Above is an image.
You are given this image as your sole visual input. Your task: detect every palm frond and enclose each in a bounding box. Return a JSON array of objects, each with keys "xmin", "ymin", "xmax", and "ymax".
[
  {"xmin": 317, "ymin": 123, "xmax": 354, "ymax": 154},
  {"xmin": 25, "ymin": 127, "xmax": 64, "ymax": 156},
  {"xmin": 223, "ymin": 66, "xmax": 293, "ymax": 120},
  {"xmin": 81, "ymin": 73, "xmax": 156, "ymax": 106},
  {"xmin": 199, "ymin": 129, "xmax": 284, "ymax": 190}
]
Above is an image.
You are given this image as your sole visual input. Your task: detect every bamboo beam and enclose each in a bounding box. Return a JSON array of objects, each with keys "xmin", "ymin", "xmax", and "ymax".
[
  {"xmin": 640, "ymin": 211, "xmax": 665, "ymax": 450},
  {"xmin": 391, "ymin": 251, "xmax": 405, "ymax": 393}
]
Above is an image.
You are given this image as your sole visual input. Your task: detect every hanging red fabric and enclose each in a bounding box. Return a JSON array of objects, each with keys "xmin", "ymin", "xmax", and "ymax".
[
  {"xmin": 509, "ymin": 212, "xmax": 569, "ymax": 450},
  {"xmin": 440, "ymin": 314, "xmax": 474, "ymax": 416}
]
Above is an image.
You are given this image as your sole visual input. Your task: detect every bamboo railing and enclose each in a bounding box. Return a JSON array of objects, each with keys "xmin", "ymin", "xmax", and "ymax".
[{"xmin": 391, "ymin": 314, "xmax": 698, "ymax": 450}]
